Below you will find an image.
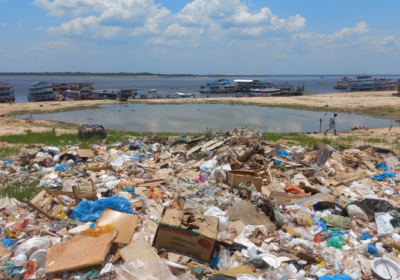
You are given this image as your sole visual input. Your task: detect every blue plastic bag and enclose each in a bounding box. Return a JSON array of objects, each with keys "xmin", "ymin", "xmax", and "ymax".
[
  {"xmin": 3, "ymin": 159, "xmax": 11, "ymax": 164},
  {"xmin": 368, "ymin": 244, "xmax": 379, "ymax": 254},
  {"xmin": 372, "ymin": 172, "xmax": 395, "ymax": 181},
  {"xmin": 376, "ymin": 162, "xmax": 388, "ymax": 171},
  {"xmin": 73, "ymin": 196, "xmax": 134, "ymax": 222},
  {"xmin": 55, "ymin": 164, "xmax": 69, "ymax": 172},
  {"xmin": 359, "ymin": 232, "xmax": 373, "ymax": 241},
  {"xmin": 276, "ymin": 150, "xmax": 290, "ymax": 157},
  {"xmin": 121, "ymin": 187, "xmax": 136, "ymax": 198},
  {"xmin": 1, "ymin": 237, "xmax": 17, "ymax": 247},
  {"xmin": 319, "ymin": 275, "xmax": 351, "ymax": 280}
]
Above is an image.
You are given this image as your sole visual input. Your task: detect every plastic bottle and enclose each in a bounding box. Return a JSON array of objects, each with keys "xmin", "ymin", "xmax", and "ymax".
[{"xmin": 14, "ymin": 254, "xmax": 27, "ymax": 267}]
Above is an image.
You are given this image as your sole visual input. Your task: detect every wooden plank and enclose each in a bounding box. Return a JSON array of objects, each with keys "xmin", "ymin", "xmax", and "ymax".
[
  {"xmin": 50, "ymin": 204, "xmax": 64, "ymax": 217},
  {"xmin": 201, "ymin": 140, "xmax": 218, "ymax": 149},
  {"xmin": 42, "ymin": 197, "xmax": 54, "ymax": 212},
  {"xmin": 202, "ymin": 140, "xmax": 224, "ymax": 151},
  {"xmin": 31, "ymin": 189, "xmax": 47, "ymax": 204},
  {"xmin": 72, "ymin": 186, "xmax": 81, "ymax": 205},
  {"xmin": 28, "ymin": 202, "xmax": 53, "ymax": 220},
  {"xmin": 186, "ymin": 146, "xmax": 202, "ymax": 156}
]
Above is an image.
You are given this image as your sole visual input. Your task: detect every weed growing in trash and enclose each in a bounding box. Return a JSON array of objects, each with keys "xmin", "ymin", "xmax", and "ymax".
[{"xmin": 0, "ymin": 181, "xmax": 42, "ymax": 202}]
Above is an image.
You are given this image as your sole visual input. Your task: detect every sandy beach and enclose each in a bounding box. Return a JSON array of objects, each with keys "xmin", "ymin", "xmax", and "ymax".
[{"xmin": 0, "ymin": 91, "xmax": 398, "ymax": 119}]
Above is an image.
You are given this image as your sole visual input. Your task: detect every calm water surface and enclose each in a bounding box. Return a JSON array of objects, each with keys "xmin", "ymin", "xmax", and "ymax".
[
  {"xmin": 17, "ymin": 104, "xmax": 393, "ymax": 133},
  {"xmin": 4, "ymin": 75, "xmax": 400, "ymax": 103}
]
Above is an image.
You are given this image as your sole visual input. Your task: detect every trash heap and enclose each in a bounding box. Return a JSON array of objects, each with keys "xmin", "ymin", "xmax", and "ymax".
[{"xmin": 0, "ymin": 128, "xmax": 400, "ymax": 280}]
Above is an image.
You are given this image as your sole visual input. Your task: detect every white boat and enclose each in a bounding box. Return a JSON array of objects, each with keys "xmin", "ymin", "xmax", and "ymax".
[
  {"xmin": 28, "ymin": 81, "xmax": 54, "ymax": 102},
  {"xmin": 250, "ymin": 87, "xmax": 281, "ymax": 94},
  {"xmin": 175, "ymin": 92, "xmax": 194, "ymax": 98},
  {"xmin": 0, "ymin": 82, "xmax": 15, "ymax": 102},
  {"xmin": 200, "ymin": 79, "xmax": 236, "ymax": 93},
  {"xmin": 148, "ymin": 89, "xmax": 158, "ymax": 94}
]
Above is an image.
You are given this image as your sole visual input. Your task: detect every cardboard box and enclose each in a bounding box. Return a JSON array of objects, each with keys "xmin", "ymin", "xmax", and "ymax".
[
  {"xmin": 227, "ymin": 170, "xmax": 262, "ymax": 192},
  {"xmin": 153, "ymin": 209, "xmax": 218, "ymax": 262}
]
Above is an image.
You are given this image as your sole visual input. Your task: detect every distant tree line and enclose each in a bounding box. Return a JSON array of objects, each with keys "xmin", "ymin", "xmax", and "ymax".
[{"xmin": 0, "ymin": 72, "xmax": 198, "ymax": 77}]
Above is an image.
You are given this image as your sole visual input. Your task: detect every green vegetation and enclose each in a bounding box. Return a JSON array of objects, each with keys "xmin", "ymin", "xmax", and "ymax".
[
  {"xmin": 0, "ymin": 146, "xmax": 23, "ymax": 159},
  {"xmin": 263, "ymin": 132, "xmax": 332, "ymax": 147},
  {"xmin": 0, "ymin": 181, "xmax": 42, "ymax": 202}
]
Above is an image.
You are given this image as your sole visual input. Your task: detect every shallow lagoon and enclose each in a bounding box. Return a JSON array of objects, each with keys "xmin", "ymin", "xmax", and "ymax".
[{"xmin": 17, "ymin": 104, "xmax": 393, "ymax": 133}]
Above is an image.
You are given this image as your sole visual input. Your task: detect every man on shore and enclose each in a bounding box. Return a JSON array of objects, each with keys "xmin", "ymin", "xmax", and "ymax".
[{"xmin": 324, "ymin": 113, "xmax": 338, "ymax": 136}]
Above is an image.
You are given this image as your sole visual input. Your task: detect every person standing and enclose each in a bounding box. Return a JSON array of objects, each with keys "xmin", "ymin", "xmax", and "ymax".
[{"xmin": 324, "ymin": 113, "xmax": 338, "ymax": 135}]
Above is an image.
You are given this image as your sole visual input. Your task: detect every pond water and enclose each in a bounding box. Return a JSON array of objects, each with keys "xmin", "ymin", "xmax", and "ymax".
[{"xmin": 17, "ymin": 104, "xmax": 393, "ymax": 133}]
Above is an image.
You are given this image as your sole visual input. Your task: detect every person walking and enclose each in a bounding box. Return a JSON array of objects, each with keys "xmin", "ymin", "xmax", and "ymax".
[{"xmin": 324, "ymin": 113, "xmax": 338, "ymax": 136}]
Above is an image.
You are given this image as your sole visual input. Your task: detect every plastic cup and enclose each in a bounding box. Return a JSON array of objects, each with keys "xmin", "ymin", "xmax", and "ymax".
[
  {"xmin": 14, "ymin": 254, "xmax": 27, "ymax": 267},
  {"xmin": 219, "ymin": 249, "xmax": 231, "ymax": 263},
  {"xmin": 36, "ymin": 268, "xmax": 45, "ymax": 277}
]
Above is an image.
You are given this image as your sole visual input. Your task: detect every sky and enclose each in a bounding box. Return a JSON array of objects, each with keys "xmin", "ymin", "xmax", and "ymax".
[{"xmin": 1, "ymin": 0, "xmax": 400, "ymax": 75}]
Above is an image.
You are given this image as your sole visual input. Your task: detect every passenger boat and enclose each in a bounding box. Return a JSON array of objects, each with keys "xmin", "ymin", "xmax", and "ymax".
[
  {"xmin": 335, "ymin": 75, "xmax": 397, "ymax": 92},
  {"xmin": 267, "ymin": 82, "xmax": 294, "ymax": 91},
  {"xmin": 0, "ymin": 82, "xmax": 15, "ymax": 102},
  {"xmin": 200, "ymin": 79, "xmax": 236, "ymax": 93},
  {"xmin": 28, "ymin": 82, "xmax": 54, "ymax": 102},
  {"xmin": 119, "ymin": 89, "xmax": 137, "ymax": 101}
]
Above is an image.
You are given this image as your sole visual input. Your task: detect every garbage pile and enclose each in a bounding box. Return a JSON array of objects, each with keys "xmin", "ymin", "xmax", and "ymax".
[{"xmin": 0, "ymin": 128, "xmax": 399, "ymax": 280}]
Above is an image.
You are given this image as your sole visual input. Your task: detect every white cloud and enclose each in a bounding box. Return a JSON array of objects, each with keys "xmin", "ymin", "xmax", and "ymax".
[
  {"xmin": 329, "ymin": 21, "xmax": 369, "ymax": 40},
  {"xmin": 48, "ymin": 16, "xmax": 121, "ymax": 38},
  {"xmin": 35, "ymin": 0, "xmax": 171, "ymax": 38},
  {"xmin": 0, "ymin": 23, "xmax": 6, "ymax": 28},
  {"xmin": 164, "ymin": 24, "xmax": 203, "ymax": 38},
  {"xmin": 36, "ymin": 0, "xmax": 305, "ymax": 39},
  {"xmin": 17, "ymin": 20, "xmax": 23, "ymax": 29}
]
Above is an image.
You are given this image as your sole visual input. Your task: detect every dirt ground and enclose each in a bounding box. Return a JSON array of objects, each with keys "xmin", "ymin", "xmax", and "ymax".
[{"xmin": 0, "ymin": 117, "xmax": 75, "ymax": 136}]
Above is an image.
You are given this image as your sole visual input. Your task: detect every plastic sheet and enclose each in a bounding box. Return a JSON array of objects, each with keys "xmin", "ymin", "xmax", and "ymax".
[{"xmin": 73, "ymin": 196, "xmax": 134, "ymax": 222}]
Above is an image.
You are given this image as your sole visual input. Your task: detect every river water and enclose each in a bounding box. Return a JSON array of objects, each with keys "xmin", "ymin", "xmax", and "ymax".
[
  {"xmin": 4, "ymin": 75, "xmax": 400, "ymax": 103},
  {"xmin": 17, "ymin": 104, "xmax": 392, "ymax": 133}
]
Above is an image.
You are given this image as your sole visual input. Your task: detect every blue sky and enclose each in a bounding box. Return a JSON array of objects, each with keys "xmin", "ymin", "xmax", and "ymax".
[{"xmin": 1, "ymin": 0, "xmax": 400, "ymax": 74}]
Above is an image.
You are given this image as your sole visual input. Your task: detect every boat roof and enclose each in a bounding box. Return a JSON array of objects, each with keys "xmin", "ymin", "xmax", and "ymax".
[
  {"xmin": 0, "ymin": 82, "xmax": 13, "ymax": 86},
  {"xmin": 233, "ymin": 80, "xmax": 260, "ymax": 83}
]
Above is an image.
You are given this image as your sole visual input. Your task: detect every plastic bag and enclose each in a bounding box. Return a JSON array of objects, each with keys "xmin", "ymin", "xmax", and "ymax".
[
  {"xmin": 204, "ymin": 207, "xmax": 229, "ymax": 232},
  {"xmin": 14, "ymin": 238, "xmax": 51, "ymax": 257},
  {"xmin": 73, "ymin": 196, "xmax": 134, "ymax": 222},
  {"xmin": 280, "ymin": 264, "xmax": 298, "ymax": 278},
  {"xmin": 346, "ymin": 205, "xmax": 368, "ymax": 222},
  {"xmin": 200, "ymin": 156, "xmax": 218, "ymax": 172},
  {"xmin": 375, "ymin": 212, "xmax": 394, "ymax": 236},
  {"xmin": 274, "ymin": 210, "xmax": 288, "ymax": 227},
  {"xmin": 319, "ymin": 275, "xmax": 351, "ymax": 280},
  {"xmin": 321, "ymin": 215, "xmax": 351, "ymax": 229},
  {"xmin": 327, "ymin": 235, "xmax": 345, "ymax": 249},
  {"xmin": 322, "ymin": 247, "xmax": 343, "ymax": 266},
  {"xmin": 55, "ymin": 164, "xmax": 68, "ymax": 172}
]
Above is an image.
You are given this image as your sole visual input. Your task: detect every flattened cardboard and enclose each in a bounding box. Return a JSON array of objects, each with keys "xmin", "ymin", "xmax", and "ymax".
[
  {"xmin": 120, "ymin": 238, "xmax": 160, "ymax": 262},
  {"xmin": 97, "ymin": 209, "xmax": 138, "ymax": 244},
  {"xmin": 227, "ymin": 170, "xmax": 262, "ymax": 192},
  {"xmin": 228, "ymin": 220, "xmax": 246, "ymax": 235},
  {"xmin": 227, "ymin": 200, "xmax": 275, "ymax": 232},
  {"xmin": 334, "ymin": 170, "xmax": 368, "ymax": 184},
  {"xmin": 269, "ymin": 191, "xmax": 311, "ymax": 206},
  {"xmin": 262, "ymin": 184, "xmax": 285, "ymax": 197},
  {"xmin": 46, "ymin": 231, "xmax": 117, "ymax": 274},
  {"xmin": 88, "ymin": 166, "xmax": 112, "ymax": 172},
  {"xmin": 0, "ymin": 243, "xmax": 9, "ymax": 258},
  {"xmin": 77, "ymin": 149, "xmax": 95, "ymax": 158},
  {"xmin": 153, "ymin": 209, "xmax": 218, "ymax": 262}
]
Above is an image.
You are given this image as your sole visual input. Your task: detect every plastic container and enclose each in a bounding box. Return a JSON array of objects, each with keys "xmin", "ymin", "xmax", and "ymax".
[
  {"xmin": 371, "ymin": 258, "xmax": 400, "ymax": 280},
  {"xmin": 37, "ymin": 268, "xmax": 46, "ymax": 277},
  {"xmin": 14, "ymin": 254, "xmax": 27, "ymax": 267},
  {"xmin": 29, "ymin": 249, "xmax": 47, "ymax": 269},
  {"xmin": 219, "ymin": 249, "xmax": 231, "ymax": 264}
]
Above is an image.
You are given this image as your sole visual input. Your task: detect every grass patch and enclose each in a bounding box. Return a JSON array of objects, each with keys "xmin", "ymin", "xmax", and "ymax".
[
  {"xmin": 263, "ymin": 132, "xmax": 332, "ymax": 147},
  {"xmin": 0, "ymin": 146, "xmax": 23, "ymax": 159},
  {"xmin": 0, "ymin": 181, "xmax": 42, "ymax": 203}
]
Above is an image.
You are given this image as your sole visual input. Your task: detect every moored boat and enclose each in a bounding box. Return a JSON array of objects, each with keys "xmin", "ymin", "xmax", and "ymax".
[
  {"xmin": 28, "ymin": 81, "xmax": 54, "ymax": 102},
  {"xmin": 0, "ymin": 82, "xmax": 15, "ymax": 102},
  {"xmin": 200, "ymin": 79, "xmax": 236, "ymax": 93},
  {"xmin": 249, "ymin": 87, "xmax": 281, "ymax": 96}
]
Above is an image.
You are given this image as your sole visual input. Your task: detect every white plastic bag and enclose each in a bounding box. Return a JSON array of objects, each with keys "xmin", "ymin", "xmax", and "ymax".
[
  {"xmin": 346, "ymin": 204, "xmax": 368, "ymax": 222},
  {"xmin": 321, "ymin": 247, "xmax": 343, "ymax": 266},
  {"xmin": 204, "ymin": 207, "xmax": 229, "ymax": 232},
  {"xmin": 375, "ymin": 212, "xmax": 394, "ymax": 236},
  {"xmin": 200, "ymin": 156, "xmax": 218, "ymax": 172}
]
